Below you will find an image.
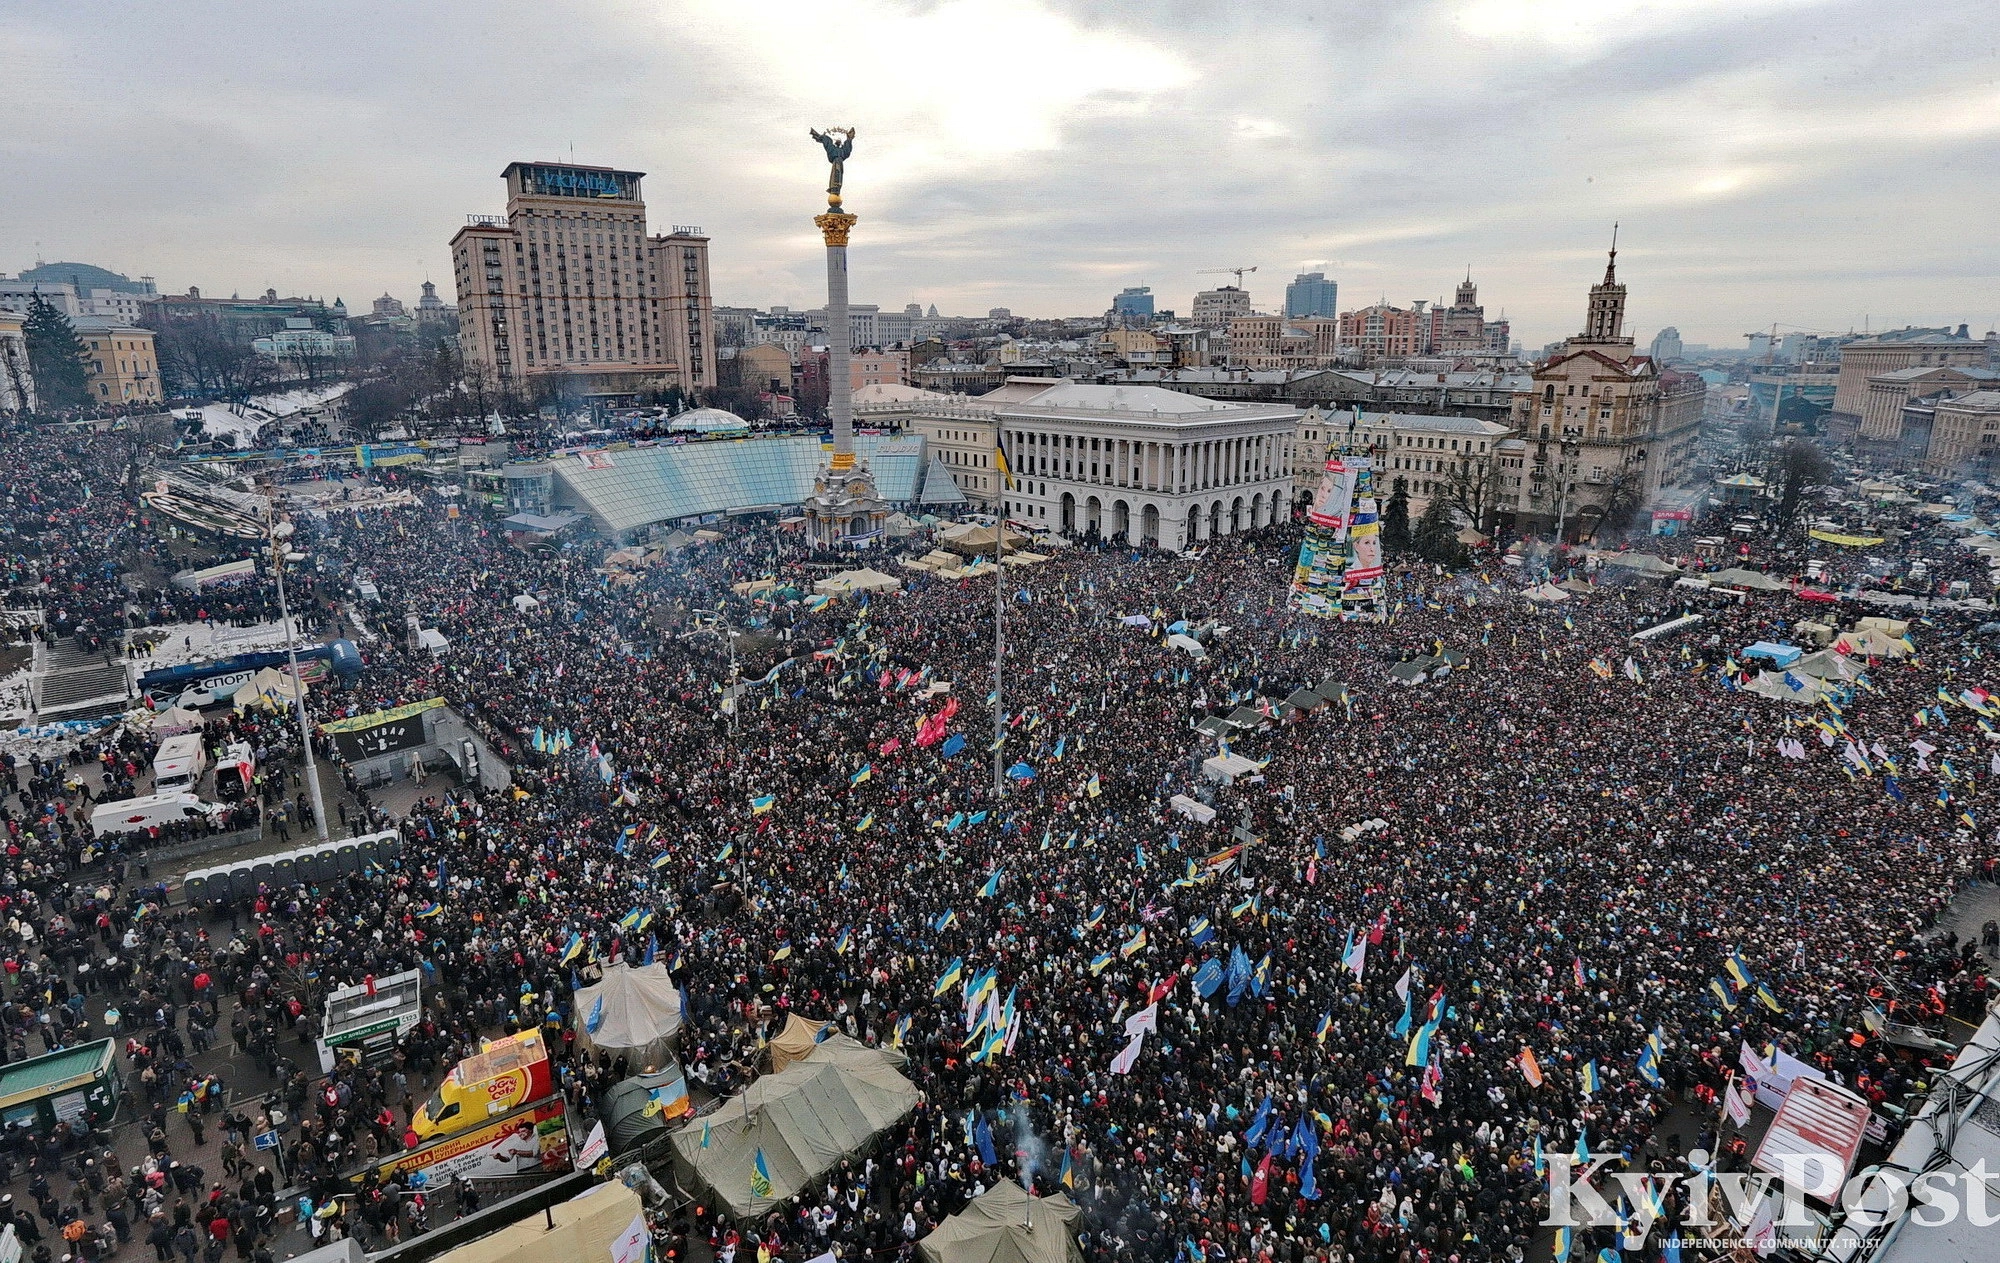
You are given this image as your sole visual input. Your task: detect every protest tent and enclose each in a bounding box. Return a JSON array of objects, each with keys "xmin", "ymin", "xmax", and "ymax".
[
  {"xmin": 1280, "ymin": 688, "xmax": 1324, "ymax": 714},
  {"xmin": 432, "ymin": 1180, "xmax": 644, "ymax": 1263},
  {"xmin": 1165, "ymin": 633, "xmax": 1207, "ymax": 658},
  {"xmin": 1791, "ymin": 649, "xmax": 1864, "ymax": 681},
  {"xmin": 230, "ymin": 667, "xmax": 306, "ymax": 711},
  {"xmin": 1742, "ymin": 642, "xmax": 1803, "ymax": 668},
  {"xmin": 670, "ymin": 1034, "xmax": 920, "ymax": 1220},
  {"xmin": 767, "ymin": 1012, "xmax": 833, "ymax": 1073},
  {"xmin": 1193, "ymin": 716, "xmax": 1233, "ymax": 739},
  {"xmin": 145, "ymin": 706, "xmax": 205, "ymax": 736},
  {"xmin": 1557, "ymin": 578, "xmax": 1597, "ymax": 596},
  {"xmin": 1744, "ymin": 670, "xmax": 1833, "ymax": 704},
  {"xmin": 937, "ymin": 522, "xmax": 1028, "ymax": 557},
  {"xmin": 918, "ymin": 1183, "xmax": 1085, "ymax": 1263},
  {"xmin": 571, "ymin": 962, "xmax": 685, "ymax": 1069},
  {"xmin": 1834, "ymin": 629, "xmax": 1912, "ymax": 659},
  {"xmin": 1201, "ymin": 752, "xmax": 1263, "ymax": 785},
  {"xmin": 1600, "ymin": 552, "xmax": 1682, "ymax": 578},
  {"xmin": 813, "ymin": 567, "xmax": 903, "ymax": 597},
  {"xmin": 1704, "ymin": 567, "xmax": 1788, "ymax": 592},
  {"xmin": 1522, "ymin": 582, "xmax": 1571, "ymax": 603}
]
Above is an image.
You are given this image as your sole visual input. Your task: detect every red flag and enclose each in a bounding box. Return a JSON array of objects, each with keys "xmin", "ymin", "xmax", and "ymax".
[
  {"xmin": 364, "ymin": 974, "xmax": 377, "ymax": 998},
  {"xmin": 1250, "ymin": 1154, "xmax": 1271, "ymax": 1206}
]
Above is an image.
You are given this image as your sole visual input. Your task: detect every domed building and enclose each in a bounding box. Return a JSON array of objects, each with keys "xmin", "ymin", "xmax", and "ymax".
[{"xmin": 667, "ymin": 406, "xmax": 750, "ymax": 435}]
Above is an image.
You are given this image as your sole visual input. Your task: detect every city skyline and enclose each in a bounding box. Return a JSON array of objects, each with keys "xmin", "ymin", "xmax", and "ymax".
[{"xmin": 4, "ymin": 0, "xmax": 1996, "ymax": 349}]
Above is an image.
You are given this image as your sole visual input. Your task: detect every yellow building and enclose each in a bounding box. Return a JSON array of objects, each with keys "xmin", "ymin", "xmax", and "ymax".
[{"xmin": 75, "ymin": 317, "xmax": 160, "ymax": 405}]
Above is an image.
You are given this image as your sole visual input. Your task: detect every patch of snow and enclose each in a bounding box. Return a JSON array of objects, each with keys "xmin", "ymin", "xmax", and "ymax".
[
  {"xmin": 127, "ymin": 619, "xmax": 314, "ymax": 672},
  {"xmin": 182, "ymin": 382, "xmax": 354, "ymax": 448}
]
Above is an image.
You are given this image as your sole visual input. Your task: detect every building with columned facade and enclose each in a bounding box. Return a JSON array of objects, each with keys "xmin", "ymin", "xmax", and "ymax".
[{"xmin": 993, "ymin": 382, "xmax": 1297, "ymax": 551}]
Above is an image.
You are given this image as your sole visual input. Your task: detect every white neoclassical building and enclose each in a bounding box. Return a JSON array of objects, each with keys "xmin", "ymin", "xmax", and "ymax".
[{"xmin": 994, "ymin": 383, "xmax": 1299, "ymax": 552}]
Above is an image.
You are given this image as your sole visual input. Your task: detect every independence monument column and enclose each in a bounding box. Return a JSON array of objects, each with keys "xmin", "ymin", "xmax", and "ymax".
[{"xmin": 802, "ymin": 126, "xmax": 887, "ymax": 549}]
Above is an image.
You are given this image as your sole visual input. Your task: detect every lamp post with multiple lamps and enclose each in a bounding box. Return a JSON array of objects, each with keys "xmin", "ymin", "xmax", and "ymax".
[{"xmin": 266, "ymin": 512, "xmax": 331, "ymax": 844}]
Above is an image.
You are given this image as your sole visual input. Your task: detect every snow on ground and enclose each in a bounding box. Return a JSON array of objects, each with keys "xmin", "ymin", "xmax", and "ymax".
[
  {"xmin": 183, "ymin": 382, "xmax": 354, "ymax": 447},
  {"xmin": 127, "ymin": 618, "xmax": 314, "ymax": 671},
  {"xmin": 0, "ymin": 665, "xmax": 31, "ymax": 722}
]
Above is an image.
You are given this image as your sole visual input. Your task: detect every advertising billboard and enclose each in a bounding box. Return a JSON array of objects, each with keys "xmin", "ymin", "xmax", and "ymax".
[{"xmin": 363, "ymin": 1098, "xmax": 570, "ymax": 1186}]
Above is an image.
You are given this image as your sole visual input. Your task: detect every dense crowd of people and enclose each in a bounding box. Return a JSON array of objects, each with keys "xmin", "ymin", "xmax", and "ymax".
[{"xmin": 0, "ymin": 419, "xmax": 1996, "ymax": 1263}]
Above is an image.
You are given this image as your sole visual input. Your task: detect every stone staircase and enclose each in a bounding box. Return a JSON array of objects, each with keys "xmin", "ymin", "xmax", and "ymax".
[{"xmin": 31, "ymin": 636, "xmax": 133, "ymax": 720}]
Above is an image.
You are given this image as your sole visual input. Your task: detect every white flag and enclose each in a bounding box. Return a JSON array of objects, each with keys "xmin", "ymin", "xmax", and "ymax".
[
  {"xmin": 1124, "ymin": 1003, "xmax": 1158, "ymax": 1037},
  {"xmin": 1344, "ymin": 932, "xmax": 1367, "ymax": 980},
  {"xmin": 1724, "ymin": 1077, "xmax": 1753, "ymax": 1127},
  {"xmin": 1110, "ymin": 1031, "xmax": 1144, "ymax": 1075},
  {"xmin": 1394, "ymin": 967, "xmax": 1413, "ymax": 1003}
]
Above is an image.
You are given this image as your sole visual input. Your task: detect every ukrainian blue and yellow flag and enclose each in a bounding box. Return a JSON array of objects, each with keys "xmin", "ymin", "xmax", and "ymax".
[
  {"xmin": 1089, "ymin": 951, "xmax": 1113, "ymax": 976},
  {"xmin": 1083, "ymin": 905, "xmax": 1106, "ymax": 931},
  {"xmin": 561, "ymin": 932, "xmax": 586, "ymax": 964},
  {"xmin": 854, "ymin": 812, "xmax": 875, "ymax": 832},
  {"xmin": 979, "ymin": 871, "xmax": 1002, "ymax": 898},
  {"xmin": 1579, "ymin": 1061, "xmax": 1599, "ymax": 1095},
  {"xmin": 934, "ymin": 908, "xmax": 959, "ymax": 932},
  {"xmin": 1120, "ymin": 928, "xmax": 1148, "ymax": 958},
  {"xmin": 750, "ymin": 1149, "xmax": 773, "ymax": 1199},
  {"xmin": 750, "ymin": 794, "xmax": 775, "ymax": 815},
  {"xmin": 850, "ymin": 763, "xmax": 872, "ymax": 786},
  {"xmin": 834, "ymin": 926, "xmax": 852, "ymax": 954},
  {"xmin": 933, "ymin": 958, "xmax": 964, "ymax": 997}
]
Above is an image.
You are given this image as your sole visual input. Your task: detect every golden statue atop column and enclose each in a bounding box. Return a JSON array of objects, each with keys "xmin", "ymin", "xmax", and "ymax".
[{"xmin": 801, "ymin": 125, "xmax": 885, "ymax": 546}]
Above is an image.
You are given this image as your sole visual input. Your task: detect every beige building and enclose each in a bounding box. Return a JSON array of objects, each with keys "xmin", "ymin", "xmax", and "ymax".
[
  {"xmin": 1857, "ymin": 365, "xmax": 1997, "ymax": 442},
  {"xmin": 75, "ymin": 317, "xmax": 159, "ymax": 405},
  {"xmin": 451, "ymin": 162, "xmax": 715, "ymax": 400},
  {"xmin": 1097, "ymin": 328, "xmax": 1171, "ymax": 367},
  {"xmin": 1831, "ymin": 328, "xmax": 1989, "ymax": 427},
  {"xmin": 1191, "ymin": 286, "xmax": 1252, "ymax": 330},
  {"xmin": 1225, "ymin": 316, "xmax": 1340, "ymax": 370},
  {"xmin": 1922, "ymin": 391, "xmax": 2000, "ymax": 475},
  {"xmin": 1506, "ymin": 246, "xmax": 1704, "ymax": 536},
  {"xmin": 733, "ymin": 342, "xmax": 793, "ymax": 395},
  {"xmin": 1360, "ymin": 412, "xmax": 1513, "ymax": 521}
]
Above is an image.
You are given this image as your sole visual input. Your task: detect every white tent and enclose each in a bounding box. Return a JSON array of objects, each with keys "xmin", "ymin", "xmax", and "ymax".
[
  {"xmin": 146, "ymin": 706, "xmax": 205, "ymax": 736},
  {"xmin": 1744, "ymin": 669, "xmax": 1834, "ymax": 704},
  {"xmin": 511, "ymin": 593, "xmax": 540, "ymax": 612},
  {"xmin": 1166, "ymin": 633, "xmax": 1207, "ymax": 658},
  {"xmin": 1522, "ymin": 582, "xmax": 1570, "ymax": 603},
  {"xmin": 571, "ymin": 961, "xmax": 685, "ymax": 1069},
  {"xmin": 1834, "ymin": 629, "xmax": 1912, "ymax": 659},
  {"xmin": 1202, "ymin": 753, "xmax": 1262, "ymax": 785}
]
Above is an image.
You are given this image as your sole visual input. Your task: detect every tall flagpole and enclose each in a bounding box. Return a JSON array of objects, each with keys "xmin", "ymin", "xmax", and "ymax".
[{"xmin": 992, "ymin": 478, "xmax": 1005, "ymax": 798}]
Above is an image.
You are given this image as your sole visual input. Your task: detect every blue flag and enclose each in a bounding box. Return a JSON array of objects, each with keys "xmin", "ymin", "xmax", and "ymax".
[
  {"xmin": 941, "ymin": 733, "xmax": 967, "ymax": 757},
  {"xmin": 1192, "ymin": 958, "xmax": 1224, "ymax": 998},
  {"xmin": 585, "ymin": 995, "xmax": 605, "ymax": 1034},
  {"xmin": 1242, "ymin": 1095, "xmax": 1273, "ymax": 1147},
  {"xmin": 1226, "ymin": 945, "xmax": 1253, "ymax": 1007},
  {"xmin": 974, "ymin": 1115, "xmax": 997, "ymax": 1167}
]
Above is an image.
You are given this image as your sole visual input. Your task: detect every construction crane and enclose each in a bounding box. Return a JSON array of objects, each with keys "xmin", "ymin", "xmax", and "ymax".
[{"xmin": 1198, "ymin": 266, "xmax": 1258, "ymax": 288}]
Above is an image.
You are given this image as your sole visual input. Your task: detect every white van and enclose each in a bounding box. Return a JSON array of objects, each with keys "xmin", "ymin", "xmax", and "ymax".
[
  {"xmin": 91, "ymin": 792, "xmax": 217, "ymax": 837},
  {"xmin": 151, "ymin": 733, "xmax": 210, "ymax": 794}
]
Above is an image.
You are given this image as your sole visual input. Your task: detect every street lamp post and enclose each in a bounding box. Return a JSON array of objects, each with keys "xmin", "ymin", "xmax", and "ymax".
[{"xmin": 268, "ymin": 516, "xmax": 331, "ymax": 844}]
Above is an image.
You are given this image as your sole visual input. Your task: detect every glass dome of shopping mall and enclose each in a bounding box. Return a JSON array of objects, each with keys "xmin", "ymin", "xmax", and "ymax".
[{"xmin": 549, "ymin": 433, "xmax": 965, "ymax": 537}]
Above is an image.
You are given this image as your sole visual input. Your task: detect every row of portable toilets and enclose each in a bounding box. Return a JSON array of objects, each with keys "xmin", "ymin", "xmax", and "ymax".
[{"xmin": 180, "ymin": 829, "xmax": 404, "ymax": 905}]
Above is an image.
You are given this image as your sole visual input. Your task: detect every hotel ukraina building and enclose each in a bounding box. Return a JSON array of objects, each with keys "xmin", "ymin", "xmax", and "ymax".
[{"xmin": 451, "ymin": 162, "xmax": 716, "ymax": 400}]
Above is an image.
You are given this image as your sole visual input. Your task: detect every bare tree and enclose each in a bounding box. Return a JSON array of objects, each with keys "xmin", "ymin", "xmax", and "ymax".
[
  {"xmin": 1770, "ymin": 437, "xmax": 1834, "ymax": 534},
  {"xmin": 1435, "ymin": 458, "xmax": 1494, "ymax": 534}
]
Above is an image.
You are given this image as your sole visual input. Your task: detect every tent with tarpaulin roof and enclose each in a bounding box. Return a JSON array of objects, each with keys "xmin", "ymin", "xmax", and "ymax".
[
  {"xmin": 917, "ymin": 1183, "xmax": 1085, "ymax": 1263},
  {"xmin": 669, "ymin": 1034, "xmax": 920, "ymax": 1220},
  {"xmin": 570, "ymin": 962, "xmax": 685, "ymax": 1070}
]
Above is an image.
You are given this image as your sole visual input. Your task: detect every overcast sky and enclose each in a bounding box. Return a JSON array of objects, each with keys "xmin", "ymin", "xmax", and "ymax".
[{"xmin": 5, "ymin": 0, "xmax": 1997, "ymax": 348}]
